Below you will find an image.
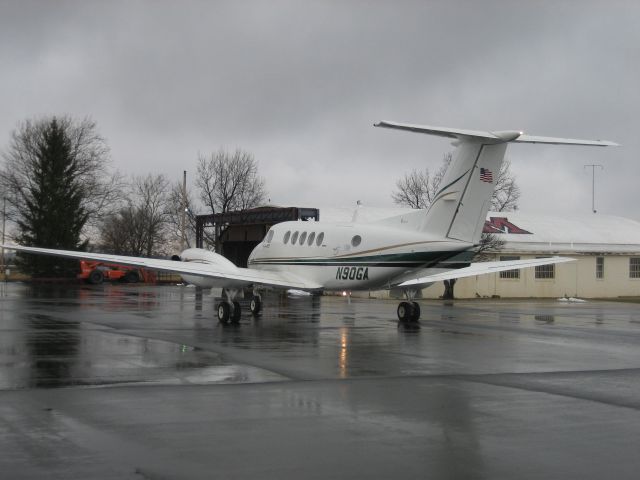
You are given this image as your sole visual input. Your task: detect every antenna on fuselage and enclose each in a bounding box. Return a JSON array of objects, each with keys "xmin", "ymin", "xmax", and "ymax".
[{"xmin": 352, "ymin": 200, "xmax": 363, "ymax": 223}]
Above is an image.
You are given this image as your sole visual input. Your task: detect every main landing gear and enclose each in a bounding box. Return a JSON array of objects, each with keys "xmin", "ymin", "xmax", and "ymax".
[
  {"xmin": 216, "ymin": 288, "xmax": 262, "ymax": 324},
  {"xmin": 397, "ymin": 289, "xmax": 421, "ymax": 322}
]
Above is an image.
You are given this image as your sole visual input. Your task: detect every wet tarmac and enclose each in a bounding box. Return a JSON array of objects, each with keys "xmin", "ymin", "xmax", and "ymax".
[{"xmin": 1, "ymin": 282, "xmax": 640, "ymax": 479}]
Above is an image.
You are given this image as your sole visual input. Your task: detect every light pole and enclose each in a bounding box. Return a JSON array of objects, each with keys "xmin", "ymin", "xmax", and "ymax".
[
  {"xmin": 1, "ymin": 197, "xmax": 5, "ymax": 281},
  {"xmin": 584, "ymin": 164, "xmax": 603, "ymax": 213},
  {"xmin": 180, "ymin": 170, "xmax": 187, "ymax": 251}
]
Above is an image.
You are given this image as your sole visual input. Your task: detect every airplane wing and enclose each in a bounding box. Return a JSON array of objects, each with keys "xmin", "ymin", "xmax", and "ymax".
[
  {"xmin": 1, "ymin": 244, "xmax": 321, "ymax": 290},
  {"xmin": 397, "ymin": 256, "xmax": 575, "ymax": 288}
]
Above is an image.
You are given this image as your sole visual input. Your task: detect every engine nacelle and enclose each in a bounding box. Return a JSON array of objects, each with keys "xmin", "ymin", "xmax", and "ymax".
[
  {"xmin": 177, "ymin": 248, "xmax": 241, "ymax": 288},
  {"xmin": 179, "ymin": 248, "xmax": 238, "ymax": 271}
]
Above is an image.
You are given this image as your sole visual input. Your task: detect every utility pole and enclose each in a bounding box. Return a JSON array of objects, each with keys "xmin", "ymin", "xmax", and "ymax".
[
  {"xmin": 180, "ymin": 170, "xmax": 187, "ymax": 251},
  {"xmin": 584, "ymin": 164, "xmax": 603, "ymax": 213},
  {"xmin": 1, "ymin": 197, "xmax": 5, "ymax": 281}
]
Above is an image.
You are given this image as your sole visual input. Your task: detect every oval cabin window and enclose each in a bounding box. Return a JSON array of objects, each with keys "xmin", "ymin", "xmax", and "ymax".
[
  {"xmin": 299, "ymin": 232, "xmax": 307, "ymax": 245},
  {"xmin": 283, "ymin": 231, "xmax": 291, "ymax": 244},
  {"xmin": 266, "ymin": 230, "xmax": 274, "ymax": 243},
  {"xmin": 351, "ymin": 235, "xmax": 361, "ymax": 247},
  {"xmin": 291, "ymin": 231, "xmax": 299, "ymax": 244},
  {"xmin": 316, "ymin": 232, "xmax": 324, "ymax": 246},
  {"xmin": 307, "ymin": 232, "xmax": 316, "ymax": 246}
]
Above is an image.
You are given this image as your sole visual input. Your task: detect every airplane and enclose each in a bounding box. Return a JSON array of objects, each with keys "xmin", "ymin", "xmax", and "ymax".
[{"xmin": 2, "ymin": 121, "xmax": 617, "ymax": 324}]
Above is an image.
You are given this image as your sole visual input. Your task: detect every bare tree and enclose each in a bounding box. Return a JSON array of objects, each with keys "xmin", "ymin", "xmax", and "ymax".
[
  {"xmin": 392, "ymin": 153, "xmax": 519, "ymax": 214},
  {"xmin": 165, "ymin": 181, "xmax": 199, "ymax": 249},
  {"xmin": 196, "ymin": 149, "xmax": 266, "ymax": 249},
  {"xmin": 99, "ymin": 174, "xmax": 170, "ymax": 257},
  {"xmin": 391, "ymin": 153, "xmax": 451, "ymax": 208},
  {"xmin": 490, "ymin": 159, "xmax": 520, "ymax": 212}
]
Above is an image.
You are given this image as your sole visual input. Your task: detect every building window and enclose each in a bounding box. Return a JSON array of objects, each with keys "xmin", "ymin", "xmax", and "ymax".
[
  {"xmin": 535, "ymin": 257, "xmax": 555, "ymax": 279},
  {"xmin": 630, "ymin": 258, "xmax": 640, "ymax": 278},
  {"xmin": 499, "ymin": 255, "xmax": 520, "ymax": 279},
  {"xmin": 596, "ymin": 257, "xmax": 604, "ymax": 279}
]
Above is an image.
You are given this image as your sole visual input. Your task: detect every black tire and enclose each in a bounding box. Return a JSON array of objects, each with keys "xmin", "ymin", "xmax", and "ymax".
[
  {"xmin": 217, "ymin": 302, "xmax": 230, "ymax": 324},
  {"xmin": 410, "ymin": 302, "xmax": 421, "ymax": 322},
  {"xmin": 88, "ymin": 270, "xmax": 104, "ymax": 285},
  {"xmin": 397, "ymin": 301, "xmax": 412, "ymax": 322},
  {"xmin": 250, "ymin": 296, "xmax": 262, "ymax": 315},
  {"xmin": 124, "ymin": 271, "xmax": 139, "ymax": 283},
  {"xmin": 231, "ymin": 301, "xmax": 241, "ymax": 323}
]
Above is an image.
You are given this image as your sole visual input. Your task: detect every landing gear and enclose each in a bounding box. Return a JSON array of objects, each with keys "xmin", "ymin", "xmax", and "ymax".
[
  {"xmin": 217, "ymin": 288, "xmax": 242, "ymax": 324},
  {"xmin": 249, "ymin": 295, "xmax": 262, "ymax": 316},
  {"xmin": 232, "ymin": 301, "xmax": 241, "ymax": 322},
  {"xmin": 217, "ymin": 301, "xmax": 241, "ymax": 324},
  {"xmin": 397, "ymin": 290, "xmax": 421, "ymax": 322},
  {"xmin": 217, "ymin": 302, "xmax": 231, "ymax": 323}
]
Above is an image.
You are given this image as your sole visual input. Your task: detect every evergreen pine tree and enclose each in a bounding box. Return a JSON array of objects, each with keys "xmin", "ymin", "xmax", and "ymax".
[{"xmin": 15, "ymin": 118, "xmax": 88, "ymax": 277}]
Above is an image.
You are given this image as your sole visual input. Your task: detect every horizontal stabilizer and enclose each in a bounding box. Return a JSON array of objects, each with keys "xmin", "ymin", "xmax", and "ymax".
[
  {"xmin": 375, "ymin": 121, "xmax": 618, "ymax": 146},
  {"xmin": 398, "ymin": 256, "xmax": 575, "ymax": 289},
  {"xmin": 514, "ymin": 134, "xmax": 618, "ymax": 147}
]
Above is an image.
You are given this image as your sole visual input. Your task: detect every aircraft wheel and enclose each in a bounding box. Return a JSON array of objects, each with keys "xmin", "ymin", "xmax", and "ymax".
[
  {"xmin": 231, "ymin": 301, "xmax": 241, "ymax": 323},
  {"xmin": 88, "ymin": 270, "xmax": 104, "ymax": 285},
  {"xmin": 217, "ymin": 302, "xmax": 231, "ymax": 324},
  {"xmin": 397, "ymin": 302, "xmax": 412, "ymax": 322},
  {"xmin": 250, "ymin": 296, "xmax": 262, "ymax": 316},
  {"xmin": 410, "ymin": 302, "xmax": 421, "ymax": 322}
]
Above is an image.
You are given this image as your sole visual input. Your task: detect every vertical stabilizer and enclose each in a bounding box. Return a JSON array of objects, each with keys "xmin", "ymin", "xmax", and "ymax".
[{"xmin": 419, "ymin": 140, "xmax": 507, "ymax": 244}]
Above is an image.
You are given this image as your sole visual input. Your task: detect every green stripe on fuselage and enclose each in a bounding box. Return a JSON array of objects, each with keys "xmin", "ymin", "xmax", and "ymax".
[{"xmin": 249, "ymin": 249, "xmax": 475, "ymax": 268}]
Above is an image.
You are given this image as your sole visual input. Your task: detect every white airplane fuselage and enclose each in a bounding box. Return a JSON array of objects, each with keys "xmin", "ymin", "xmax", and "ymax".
[{"xmin": 181, "ymin": 220, "xmax": 475, "ymax": 291}]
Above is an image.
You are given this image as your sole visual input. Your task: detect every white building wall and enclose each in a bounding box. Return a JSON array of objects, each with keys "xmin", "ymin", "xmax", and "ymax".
[{"xmin": 420, "ymin": 254, "xmax": 640, "ymax": 299}]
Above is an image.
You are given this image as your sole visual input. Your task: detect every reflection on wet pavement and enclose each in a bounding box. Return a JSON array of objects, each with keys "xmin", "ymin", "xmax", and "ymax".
[
  {"xmin": 2, "ymin": 283, "xmax": 640, "ymax": 479},
  {"xmin": 0, "ymin": 284, "xmax": 287, "ymax": 389},
  {"xmin": 2, "ymin": 282, "xmax": 640, "ymax": 390}
]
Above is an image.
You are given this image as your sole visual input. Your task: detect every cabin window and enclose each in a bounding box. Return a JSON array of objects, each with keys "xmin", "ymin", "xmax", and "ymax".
[
  {"xmin": 299, "ymin": 232, "xmax": 307, "ymax": 245},
  {"xmin": 291, "ymin": 231, "xmax": 299, "ymax": 244},
  {"xmin": 283, "ymin": 231, "xmax": 291, "ymax": 244},
  {"xmin": 351, "ymin": 235, "xmax": 361, "ymax": 248},
  {"xmin": 265, "ymin": 230, "xmax": 274, "ymax": 243},
  {"xmin": 316, "ymin": 232, "xmax": 325, "ymax": 246},
  {"xmin": 499, "ymin": 255, "xmax": 520, "ymax": 279},
  {"xmin": 307, "ymin": 232, "xmax": 316, "ymax": 246}
]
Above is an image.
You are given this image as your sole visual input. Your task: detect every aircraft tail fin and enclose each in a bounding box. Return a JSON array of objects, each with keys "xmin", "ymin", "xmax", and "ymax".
[{"xmin": 375, "ymin": 121, "xmax": 617, "ymax": 245}]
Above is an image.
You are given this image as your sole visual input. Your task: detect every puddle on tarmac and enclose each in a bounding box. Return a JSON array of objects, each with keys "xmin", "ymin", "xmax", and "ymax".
[{"xmin": 0, "ymin": 314, "xmax": 286, "ymax": 389}]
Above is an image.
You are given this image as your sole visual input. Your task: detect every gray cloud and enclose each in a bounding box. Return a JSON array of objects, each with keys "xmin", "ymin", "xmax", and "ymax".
[{"xmin": 0, "ymin": 0, "xmax": 638, "ymax": 217}]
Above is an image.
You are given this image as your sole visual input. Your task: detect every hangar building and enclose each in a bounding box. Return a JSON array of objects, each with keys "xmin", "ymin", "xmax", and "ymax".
[{"xmin": 423, "ymin": 212, "xmax": 640, "ymax": 299}]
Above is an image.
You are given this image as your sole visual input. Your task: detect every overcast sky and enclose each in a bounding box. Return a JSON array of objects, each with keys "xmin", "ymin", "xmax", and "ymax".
[{"xmin": 1, "ymin": 0, "xmax": 638, "ymax": 220}]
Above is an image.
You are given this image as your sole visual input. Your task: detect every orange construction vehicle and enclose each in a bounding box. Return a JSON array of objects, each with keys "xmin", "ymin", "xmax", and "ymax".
[{"xmin": 78, "ymin": 261, "xmax": 155, "ymax": 285}]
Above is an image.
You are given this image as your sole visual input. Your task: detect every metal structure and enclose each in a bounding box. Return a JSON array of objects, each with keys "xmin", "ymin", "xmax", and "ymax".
[
  {"xmin": 584, "ymin": 164, "xmax": 603, "ymax": 213},
  {"xmin": 195, "ymin": 206, "xmax": 320, "ymax": 267}
]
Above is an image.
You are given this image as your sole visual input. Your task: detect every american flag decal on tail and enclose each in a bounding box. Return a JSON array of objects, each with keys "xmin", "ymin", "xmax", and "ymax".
[{"xmin": 480, "ymin": 167, "xmax": 493, "ymax": 183}]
